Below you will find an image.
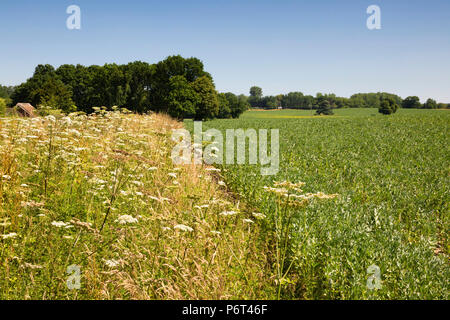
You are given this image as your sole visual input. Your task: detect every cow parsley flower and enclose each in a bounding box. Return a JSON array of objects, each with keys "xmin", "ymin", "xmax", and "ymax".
[
  {"xmin": 51, "ymin": 221, "xmax": 72, "ymax": 228},
  {"xmin": 1, "ymin": 232, "xmax": 17, "ymax": 239},
  {"xmin": 219, "ymin": 211, "xmax": 237, "ymax": 217},
  {"xmin": 104, "ymin": 259, "xmax": 120, "ymax": 268},
  {"xmin": 174, "ymin": 224, "xmax": 194, "ymax": 232},
  {"xmin": 252, "ymin": 212, "xmax": 266, "ymax": 219},
  {"xmin": 115, "ymin": 215, "xmax": 138, "ymax": 224}
]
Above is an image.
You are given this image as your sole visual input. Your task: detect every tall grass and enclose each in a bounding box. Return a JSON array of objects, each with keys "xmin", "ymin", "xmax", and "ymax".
[{"xmin": 0, "ymin": 111, "xmax": 275, "ymax": 299}]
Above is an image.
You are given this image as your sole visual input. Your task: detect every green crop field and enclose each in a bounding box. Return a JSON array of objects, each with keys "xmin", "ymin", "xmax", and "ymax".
[{"xmin": 190, "ymin": 108, "xmax": 450, "ymax": 299}]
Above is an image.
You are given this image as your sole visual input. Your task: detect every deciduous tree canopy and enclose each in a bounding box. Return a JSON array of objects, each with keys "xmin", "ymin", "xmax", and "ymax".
[
  {"xmin": 378, "ymin": 97, "xmax": 399, "ymax": 115},
  {"xmin": 9, "ymin": 56, "xmax": 248, "ymax": 120}
]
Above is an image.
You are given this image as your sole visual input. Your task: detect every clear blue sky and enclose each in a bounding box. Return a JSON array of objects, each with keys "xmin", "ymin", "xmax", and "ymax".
[{"xmin": 1, "ymin": 0, "xmax": 449, "ymax": 102}]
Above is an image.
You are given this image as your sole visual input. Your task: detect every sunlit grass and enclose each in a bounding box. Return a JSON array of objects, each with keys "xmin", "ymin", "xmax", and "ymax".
[{"xmin": 0, "ymin": 111, "xmax": 274, "ymax": 299}]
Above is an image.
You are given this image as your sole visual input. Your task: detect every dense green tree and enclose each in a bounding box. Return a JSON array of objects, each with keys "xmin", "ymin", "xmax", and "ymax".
[
  {"xmin": 11, "ymin": 64, "xmax": 75, "ymax": 112},
  {"xmin": 316, "ymin": 100, "xmax": 334, "ymax": 115},
  {"xmin": 217, "ymin": 93, "xmax": 232, "ymax": 118},
  {"xmin": 334, "ymin": 96, "xmax": 350, "ymax": 108},
  {"xmin": 11, "ymin": 57, "xmax": 223, "ymax": 119},
  {"xmin": 350, "ymin": 93, "xmax": 402, "ymax": 108},
  {"xmin": 191, "ymin": 76, "xmax": 219, "ymax": 120},
  {"xmin": 423, "ymin": 98, "xmax": 437, "ymax": 109},
  {"xmin": 0, "ymin": 85, "xmax": 15, "ymax": 100},
  {"xmin": 248, "ymin": 86, "xmax": 263, "ymax": 108},
  {"xmin": 166, "ymin": 75, "xmax": 198, "ymax": 119},
  {"xmin": 151, "ymin": 55, "xmax": 210, "ymax": 113},
  {"xmin": 123, "ymin": 61, "xmax": 153, "ymax": 113},
  {"xmin": 249, "ymin": 86, "xmax": 263, "ymax": 98},
  {"xmin": 402, "ymin": 96, "xmax": 421, "ymax": 109},
  {"xmin": 378, "ymin": 97, "xmax": 399, "ymax": 115},
  {"xmin": 348, "ymin": 95, "xmax": 366, "ymax": 108},
  {"xmin": 218, "ymin": 93, "xmax": 249, "ymax": 118},
  {"xmin": 233, "ymin": 94, "xmax": 250, "ymax": 118},
  {"xmin": 37, "ymin": 77, "xmax": 76, "ymax": 112},
  {"xmin": 265, "ymin": 96, "xmax": 280, "ymax": 109}
]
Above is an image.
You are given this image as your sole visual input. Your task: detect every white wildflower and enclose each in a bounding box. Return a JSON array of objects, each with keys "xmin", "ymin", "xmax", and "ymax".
[
  {"xmin": 51, "ymin": 221, "xmax": 72, "ymax": 228},
  {"xmin": 115, "ymin": 215, "xmax": 138, "ymax": 224},
  {"xmin": 1, "ymin": 232, "xmax": 17, "ymax": 239},
  {"xmin": 131, "ymin": 180, "xmax": 144, "ymax": 187},
  {"xmin": 104, "ymin": 259, "xmax": 120, "ymax": 268},
  {"xmin": 174, "ymin": 224, "xmax": 194, "ymax": 232},
  {"xmin": 45, "ymin": 115, "xmax": 56, "ymax": 123},
  {"xmin": 194, "ymin": 204, "xmax": 209, "ymax": 210},
  {"xmin": 252, "ymin": 212, "xmax": 266, "ymax": 219},
  {"xmin": 219, "ymin": 211, "xmax": 237, "ymax": 217},
  {"xmin": 68, "ymin": 129, "xmax": 81, "ymax": 137}
]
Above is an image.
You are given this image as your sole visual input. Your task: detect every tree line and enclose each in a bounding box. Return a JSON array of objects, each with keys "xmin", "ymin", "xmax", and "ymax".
[
  {"xmin": 248, "ymin": 86, "xmax": 450, "ymax": 110},
  {"xmin": 6, "ymin": 56, "xmax": 249, "ymax": 120},
  {"xmin": 3, "ymin": 61, "xmax": 449, "ymax": 119}
]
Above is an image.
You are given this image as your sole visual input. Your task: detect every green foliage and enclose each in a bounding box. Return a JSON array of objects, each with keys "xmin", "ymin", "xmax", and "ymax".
[
  {"xmin": 151, "ymin": 55, "xmax": 210, "ymax": 113},
  {"xmin": 38, "ymin": 78, "xmax": 76, "ymax": 113},
  {"xmin": 166, "ymin": 75, "xmax": 197, "ymax": 119},
  {"xmin": 191, "ymin": 76, "xmax": 219, "ymax": 120},
  {"xmin": 0, "ymin": 112, "xmax": 273, "ymax": 299},
  {"xmin": 249, "ymin": 86, "xmax": 263, "ymax": 98},
  {"xmin": 0, "ymin": 85, "xmax": 16, "ymax": 100},
  {"xmin": 423, "ymin": 98, "xmax": 438, "ymax": 109},
  {"xmin": 196, "ymin": 108, "xmax": 450, "ymax": 299},
  {"xmin": 217, "ymin": 93, "xmax": 232, "ymax": 118},
  {"xmin": 402, "ymin": 96, "xmax": 422, "ymax": 109},
  {"xmin": 36, "ymin": 105, "xmax": 65, "ymax": 117},
  {"xmin": 218, "ymin": 93, "xmax": 250, "ymax": 119},
  {"xmin": 378, "ymin": 97, "xmax": 399, "ymax": 115},
  {"xmin": 233, "ymin": 94, "xmax": 250, "ymax": 118},
  {"xmin": 12, "ymin": 56, "xmax": 225, "ymax": 119},
  {"xmin": 11, "ymin": 64, "xmax": 75, "ymax": 113},
  {"xmin": 316, "ymin": 100, "xmax": 334, "ymax": 115},
  {"xmin": 352, "ymin": 93, "xmax": 402, "ymax": 108},
  {"xmin": 0, "ymin": 97, "xmax": 6, "ymax": 116},
  {"xmin": 247, "ymin": 89, "xmax": 405, "ymax": 111}
]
